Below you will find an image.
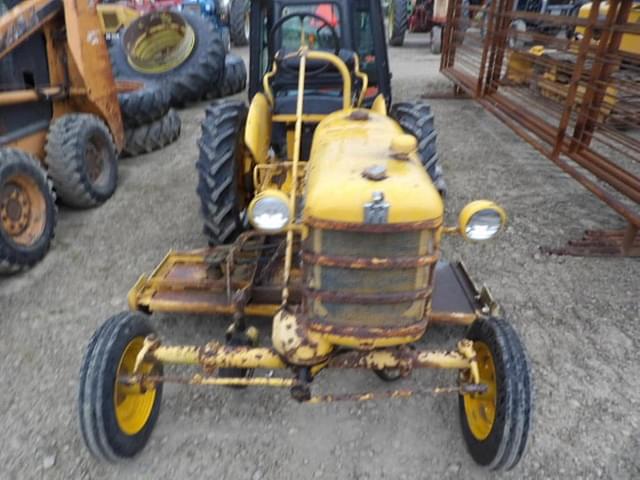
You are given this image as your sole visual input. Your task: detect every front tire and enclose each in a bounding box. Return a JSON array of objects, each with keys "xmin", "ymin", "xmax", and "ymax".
[
  {"xmin": 78, "ymin": 312, "xmax": 163, "ymax": 462},
  {"xmin": 0, "ymin": 148, "xmax": 57, "ymax": 273},
  {"xmin": 459, "ymin": 317, "xmax": 532, "ymax": 471},
  {"xmin": 45, "ymin": 114, "xmax": 118, "ymax": 208},
  {"xmin": 196, "ymin": 100, "xmax": 249, "ymax": 245}
]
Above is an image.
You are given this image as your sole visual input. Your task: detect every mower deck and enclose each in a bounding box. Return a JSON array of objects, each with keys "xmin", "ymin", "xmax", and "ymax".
[{"xmin": 129, "ymin": 248, "xmax": 496, "ymax": 326}]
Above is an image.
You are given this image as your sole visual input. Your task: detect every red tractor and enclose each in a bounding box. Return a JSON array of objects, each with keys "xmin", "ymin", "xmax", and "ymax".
[{"xmin": 388, "ymin": 0, "xmax": 451, "ymax": 53}]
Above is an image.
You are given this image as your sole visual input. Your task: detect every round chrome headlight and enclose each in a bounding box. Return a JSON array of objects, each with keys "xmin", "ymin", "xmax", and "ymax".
[
  {"xmin": 248, "ymin": 190, "xmax": 291, "ymax": 233},
  {"xmin": 459, "ymin": 201, "xmax": 506, "ymax": 241}
]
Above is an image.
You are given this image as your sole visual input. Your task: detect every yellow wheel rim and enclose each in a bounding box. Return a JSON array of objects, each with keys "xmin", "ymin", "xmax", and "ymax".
[
  {"xmin": 463, "ymin": 341, "xmax": 497, "ymax": 441},
  {"xmin": 124, "ymin": 11, "xmax": 196, "ymax": 74},
  {"xmin": 114, "ymin": 337, "xmax": 157, "ymax": 436}
]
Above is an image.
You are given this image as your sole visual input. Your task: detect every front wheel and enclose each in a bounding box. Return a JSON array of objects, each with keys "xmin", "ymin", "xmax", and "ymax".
[
  {"xmin": 458, "ymin": 317, "xmax": 532, "ymax": 471},
  {"xmin": 78, "ymin": 312, "xmax": 163, "ymax": 462}
]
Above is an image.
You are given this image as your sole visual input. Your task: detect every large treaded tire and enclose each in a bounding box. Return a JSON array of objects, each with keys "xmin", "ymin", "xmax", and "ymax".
[
  {"xmin": 78, "ymin": 312, "xmax": 163, "ymax": 462},
  {"xmin": 229, "ymin": 0, "xmax": 250, "ymax": 46},
  {"xmin": 122, "ymin": 109, "xmax": 182, "ymax": 157},
  {"xmin": 45, "ymin": 114, "xmax": 118, "ymax": 208},
  {"xmin": 388, "ymin": 0, "xmax": 408, "ymax": 46},
  {"xmin": 196, "ymin": 100, "xmax": 247, "ymax": 245},
  {"xmin": 458, "ymin": 317, "xmax": 533, "ymax": 471},
  {"xmin": 109, "ymin": 12, "xmax": 226, "ymax": 107},
  {"xmin": 0, "ymin": 148, "xmax": 57, "ymax": 273},
  {"xmin": 390, "ymin": 101, "xmax": 446, "ymax": 195},
  {"xmin": 208, "ymin": 54, "xmax": 247, "ymax": 99},
  {"xmin": 118, "ymin": 83, "xmax": 170, "ymax": 128}
]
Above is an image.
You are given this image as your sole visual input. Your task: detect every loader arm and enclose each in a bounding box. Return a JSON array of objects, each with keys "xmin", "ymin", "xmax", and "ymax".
[{"xmin": 0, "ymin": 0, "xmax": 62, "ymax": 62}]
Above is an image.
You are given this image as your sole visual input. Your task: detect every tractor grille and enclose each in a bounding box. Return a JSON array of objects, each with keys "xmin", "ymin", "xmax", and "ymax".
[{"xmin": 303, "ymin": 224, "xmax": 438, "ymax": 329}]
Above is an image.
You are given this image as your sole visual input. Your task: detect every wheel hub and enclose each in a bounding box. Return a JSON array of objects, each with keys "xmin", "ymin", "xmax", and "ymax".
[
  {"xmin": 86, "ymin": 142, "xmax": 105, "ymax": 184},
  {"xmin": 0, "ymin": 183, "xmax": 31, "ymax": 236},
  {"xmin": 463, "ymin": 341, "xmax": 497, "ymax": 440},
  {"xmin": 123, "ymin": 11, "xmax": 196, "ymax": 74}
]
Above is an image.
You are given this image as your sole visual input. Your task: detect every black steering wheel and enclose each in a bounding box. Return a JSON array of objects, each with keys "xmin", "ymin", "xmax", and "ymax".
[{"xmin": 268, "ymin": 11, "xmax": 341, "ymax": 76}]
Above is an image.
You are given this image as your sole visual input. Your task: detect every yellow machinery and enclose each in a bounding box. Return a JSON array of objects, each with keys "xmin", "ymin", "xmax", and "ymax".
[
  {"xmin": 505, "ymin": 2, "xmax": 640, "ymax": 127},
  {"xmin": 79, "ymin": 1, "xmax": 532, "ymax": 471},
  {"xmin": 0, "ymin": 0, "xmax": 125, "ymax": 271}
]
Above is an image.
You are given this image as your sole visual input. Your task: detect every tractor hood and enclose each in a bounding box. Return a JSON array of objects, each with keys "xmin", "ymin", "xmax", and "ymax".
[{"xmin": 303, "ymin": 109, "xmax": 443, "ymax": 224}]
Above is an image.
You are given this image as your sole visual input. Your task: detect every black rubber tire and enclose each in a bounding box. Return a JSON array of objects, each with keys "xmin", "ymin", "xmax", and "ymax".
[
  {"xmin": 390, "ymin": 101, "xmax": 446, "ymax": 195},
  {"xmin": 110, "ymin": 12, "xmax": 226, "ymax": 107},
  {"xmin": 121, "ymin": 109, "xmax": 182, "ymax": 158},
  {"xmin": 0, "ymin": 148, "xmax": 57, "ymax": 274},
  {"xmin": 230, "ymin": 0, "xmax": 250, "ymax": 46},
  {"xmin": 208, "ymin": 54, "xmax": 247, "ymax": 99},
  {"xmin": 78, "ymin": 312, "xmax": 163, "ymax": 462},
  {"xmin": 45, "ymin": 114, "xmax": 118, "ymax": 208},
  {"xmin": 458, "ymin": 317, "xmax": 533, "ymax": 471},
  {"xmin": 388, "ymin": 0, "xmax": 408, "ymax": 46},
  {"xmin": 196, "ymin": 100, "xmax": 248, "ymax": 246},
  {"xmin": 118, "ymin": 83, "xmax": 170, "ymax": 128},
  {"xmin": 430, "ymin": 25, "xmax": 442, "ymax": 54}
]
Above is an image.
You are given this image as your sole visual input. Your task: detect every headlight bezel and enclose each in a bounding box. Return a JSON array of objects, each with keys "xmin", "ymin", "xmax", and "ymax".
[
  {"xmin": 458, "ymin": 200, "xmax": 507, "ymax": 242},
  {"xmin": 248, "ymin": 190, "xmax": 292, "ymax": 233}
]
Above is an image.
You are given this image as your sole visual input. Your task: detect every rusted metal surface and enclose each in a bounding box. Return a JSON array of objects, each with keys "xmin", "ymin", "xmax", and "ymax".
[
  {"xmin": 308, "ymin": 318, "xmax": 428, "ymax": 341},
  {"xmin": 301, "ymin": 251, "xmax": 439, "ymax": 269},
  {"xmin": 303, "ymin": 287, "xmax": 432, "ymax": 304},
  {"xmin": 305, "ymin": 216, "xmax": 443, "ymax": 232},
  {"xmin": 442, "ymin": 0, "xmax": 640, "ymax": 256},
  {"xmin": 0, "ymin": 0, "xmax": 61, "ymax": 59},
  {"xmin": 541, "ymin": 227, "xmax": 640, "ymax": 256}
]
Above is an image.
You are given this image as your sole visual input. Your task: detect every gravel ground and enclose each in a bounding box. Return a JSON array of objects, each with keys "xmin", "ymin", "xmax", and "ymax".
[{"xmin": 1, "ymin": 34, "xmax": 639, "ymax": 480}]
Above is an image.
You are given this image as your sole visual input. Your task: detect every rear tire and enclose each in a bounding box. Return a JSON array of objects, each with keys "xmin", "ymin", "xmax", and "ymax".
[
  {"xmin": 388, "ymin": 0, "xmax": 408, "ymax": 46},
  {"xmin": 0, "ymin": 148, "xmax": 57, "ymax": 273},
  {"xmin": 121, "ymin": 109, "xmax": 182, "ymax": 157},
  {"xmin": 230, "ymin": 0, "xmax": 250, "ymax": 46},
  {"xmin": 207, "ymin": 54, "xmax": 247, "ymax": 99},
  {"xmin": 118, "ymin": 83, "xmax": 170, "ymax": 128},
  {"xmin": 110, "ymin": 12, "xmax": 226, "ymax": 106},
  {"xmin": 78, "ymin": 312, "xmax": 163, "ymax": 462},
  {"xmin": 458, "ymin": 317, "xmax": 532, "ymax": 471},
  {"xmin": 196, "ymin": 101, "xmax": 248, "ymax": 245},
  {"xmin": 45, "ymin": 114, "xmax": 118, "ymax": 208},
  {"xmin": 390, "ymin": 101, "xmax": 446, "ymax": 195}
]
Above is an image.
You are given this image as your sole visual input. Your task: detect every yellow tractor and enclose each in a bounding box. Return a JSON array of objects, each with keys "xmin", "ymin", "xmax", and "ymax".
[{"xmin": 78, "ymin": 0, "xmax": 533, "ymax": 470}]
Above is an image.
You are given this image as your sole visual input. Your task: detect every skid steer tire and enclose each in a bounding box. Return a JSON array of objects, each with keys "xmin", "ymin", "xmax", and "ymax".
[
  {"xmin": 230, "ymin": 0, "xmax": 250, "ymax": 46},
  {"xmin": 78, "ymin": 312, "xmax": 163, "ymax": 462},
  {"xmin": 458, "ymin": 317, "xmax": 533, "ymax": 471},
  {"xmin": 46, "ymin": 114, "xmax": 118, "ymax": 208},
  {"xmin": 0, "ymin": 148, "xmax": 57, "ymax": 274},
  {"xmin": 110, "ymin": 12, "xmax": 226, "ymax": 107},
  {"xmin": 388, "ymin": 0, "xmax": 408, "ymax": 46},
  {"xmin": 121, "ymin": 109, "xmax": 182, "ymax": 158},
  {"xmin": 207, "ymin": 54, "xmax": 247, "ymax": 99},
  {"xmin": 196, "ymin": 100, "xmax": 248, "ymax": 246},
  {"xmin": 391, "ymin": 101, "xmax": 446, "ymax": 195},
  {"xmin": 118, "ymin": 83, "xmax": 171, "ymax": 128}
]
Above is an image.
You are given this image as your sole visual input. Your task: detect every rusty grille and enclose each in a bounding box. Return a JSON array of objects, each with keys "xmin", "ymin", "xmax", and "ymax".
[{"xmin": 302, "ymin": 226, "xmax": 438, "ymax": 328}]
